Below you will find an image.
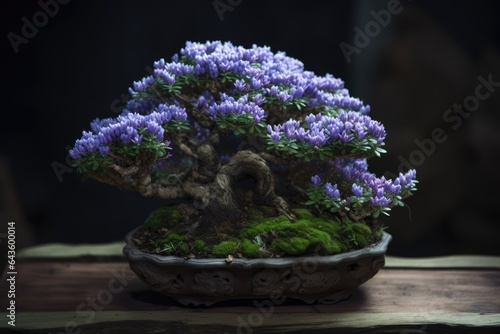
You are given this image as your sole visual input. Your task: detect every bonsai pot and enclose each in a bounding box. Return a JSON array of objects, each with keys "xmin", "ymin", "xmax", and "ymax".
[{"xmin": 123, "ymin": 227, "xmax": 392, "ymax": 306}]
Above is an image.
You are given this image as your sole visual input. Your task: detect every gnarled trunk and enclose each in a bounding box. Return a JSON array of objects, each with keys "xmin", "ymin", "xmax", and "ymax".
[
  {"xmin": 90, "ymin": 139, "xmax": 292, "ymax": 237},
  {"xmin": 186, "ymin": 150, "xmax": 293, "ymax": 236}
]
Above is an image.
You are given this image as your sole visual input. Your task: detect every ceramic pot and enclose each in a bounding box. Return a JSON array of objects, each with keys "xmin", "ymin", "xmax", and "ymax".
[{"xmin": 123, "ymin": 227, "xmax": 391, "ymax": 306}]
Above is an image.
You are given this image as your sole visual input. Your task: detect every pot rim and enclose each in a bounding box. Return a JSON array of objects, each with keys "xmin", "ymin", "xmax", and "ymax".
[{"xmin": 123, "ymin": 226, "xmax": 391, "ymax": 269}]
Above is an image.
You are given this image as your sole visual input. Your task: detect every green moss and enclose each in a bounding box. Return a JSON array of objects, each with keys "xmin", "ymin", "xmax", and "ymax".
[
  {"xmin": 212, "ymin": 240, "xmax": 239, "ymax": 257},
  {"xmin": 177, "ymin": 242, "xmax": 190, "ymax": 254},
  {"xmin": 238, "ymin": 208, "xmax": 380, "ymax": 256},
  {"xmin": 292, "ymin": 208, "xmax": 314, "ymax": 220},
  {"xmin": 374, "ymin": 226, "xmax": 384, "ymax": 240},
  {"xmin": 342, "ymin": 222, "xmax": 385, "ymax": 249},
  {"xmin": 160, "ymin": 232, "xmax": 188, "ymax": 244},
  {"xmin": 271, "ymin": 237, "xmax": 310, "ymax": 255},
  {"xmin": 246, "ymin": 207, "xmax": 265, "ymax": 219},
  {"xmin": 194, "ymin": 239, "xmax": 208, "ymax": 252},
  {"xmin": 304, "ymin": 228, "xmax": 342, "ymax": 254},
  {"xmin": 141, "ymin": 206, "xmax": 382, "ymax": 258},
  {"xmin": 239, "ymin": 239, "xmax": 260, "ymax": 258},
  {"xmin": 143, "ymin": 206, "xmax": 182, "ymax": 230},
  {"xmin": 350, "ymin": 222, "xmax": 373, "ymax": 236}
]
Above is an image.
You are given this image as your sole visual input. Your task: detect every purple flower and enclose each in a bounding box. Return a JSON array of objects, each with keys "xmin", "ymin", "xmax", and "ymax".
[
  {"xmin": 267, "ymin": 124, "xmax": 281, "ymax": 142},
  {"xmin": 305, "ymin": 114, "xmax": 316, "ymax": 124},
  {"xmin": 311, "ymin": 175, "xmax": 321, "ymax": 186},
  {"xmin": 290, "ymin": 86, "xmax": 304, "ymax": 98},
  {"xmin": 324, "ymin": 183, "xmax": 340, "ymax": 198},
  {"xmin": 234, "ymin": 79, "xmax": 248, "ymax": 91},
  {"xmin": 153, "ymin": 58, "xmax": 166, "ymax": 69},
  {"xmin": 306, "ymin": 132, "xmax": 328, "ymax": 146},
  {"xmin": 270, "ymin": 133, "xmax": 280, "ymax": 141},
  {"xmin": 395, "ymin": 170, "xmax": 417, "ymax": 188},
  {"xmin": 154, "ymin": 69, "xmax": 176, "ymax": 85},
  {"xmin": 252, "ymin": 94, "xmax": 265, "ymax": 105},
  {"xmin": 196, "ymin": 95, "xmax": 206, "ymax": 109},
  {"xmin": 352, "ymin": 183, "xmax": 364, "ymax": 196},
  {"xmin": 132, "ymin": 76, "xmax": 154, "ymax": 92},
  {"xmin": 267, "ymin": 86, "xmax": 280, "ymax": 95},
  {"xmin": 371, "ymin": 196, "xmax": 391, "ymax": 207},
  {"xmin": 98, "ymin": 146, "xmax": 110, "ymax": 156},
  {"xmin": 375, "ymin": 187, "xmax": 385, "ymax": 198},
  {"xmin": 277, "ymin": 91, "xmax": 292, "ymax": 102},
  {"xmin": 387, "ymin": 183, "xmax": 401, "ymax": 194},
  {"xmin": 70, "ymin": 103, "xmax": 188, "ymax": 160},
  {"xmin": 208, "ymin": 94, "xmax": 266, "ymax": 122},
  {"xmin": 251, "ymin": 77, "xmax": 263, "ymax": 90},
  {"xmin": 208, "ymin": 63, "xmax": 219, "ymax": 78},
  {"xmin": 131, "ymin": 134, "xmax": 143, "ymax": 144}
]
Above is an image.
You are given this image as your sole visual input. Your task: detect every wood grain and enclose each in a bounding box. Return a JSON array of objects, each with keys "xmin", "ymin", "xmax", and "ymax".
[
  {"xmin": 16, "ymin": 242, "xmax": 500, "ymax": 269},
  {"xmin": 0, "ymin": 261, "xmax": 499, "ymax": 333}
]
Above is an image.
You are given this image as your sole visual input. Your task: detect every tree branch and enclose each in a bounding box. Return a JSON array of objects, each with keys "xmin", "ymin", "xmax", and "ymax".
[{"xmin": 109, "ymin": 164, "xmax": 139, "ymax": 176}]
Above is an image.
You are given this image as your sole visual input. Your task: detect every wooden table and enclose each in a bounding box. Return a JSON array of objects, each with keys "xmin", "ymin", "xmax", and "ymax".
[{"xmin": 1, "ymin": 243, "xmax": 499, "ymax": 333}]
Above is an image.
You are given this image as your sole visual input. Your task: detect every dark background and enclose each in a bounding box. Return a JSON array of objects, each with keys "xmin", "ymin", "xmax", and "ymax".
[{"xmin": 1, "ymin": 0, "xmax": 499, "ymax": 256}]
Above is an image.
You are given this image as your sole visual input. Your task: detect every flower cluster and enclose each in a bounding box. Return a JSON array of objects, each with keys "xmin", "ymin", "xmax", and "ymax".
[
  {"xmin": 324, "ymin": 183, "xmax": 340, "ymax": 198},
  {"xmin": 307, "ymin": 159, "xmax": 417, "ymax": 220},
  {"xmin": 119, "ymin": 41, "xmax": 380, "ymax": 158},
  {"xmin": 267, "ymin": 111, "xmax": 385, "ymax": 146},
  {"xmin": 69, "ymin": 40, "xmax": 417, "ymax": 223},
  {"xmin": 127, "ymin": 41, "xmax": 370, "ymax": 117},
  {"xmin": 70, "ymin": 104, "xmax": 186, "ymax": 160},
  {"xmin": 207, "ymin": 94, "xmax": 266, "ymax": 122}
]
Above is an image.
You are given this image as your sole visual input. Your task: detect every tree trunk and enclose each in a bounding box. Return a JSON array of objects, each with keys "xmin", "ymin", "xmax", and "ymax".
[
  {"xmin": 189, "ymin": 150, "xmax": 292, "ymax": 233},
  {"xmin": 91, "ymin": 144, "xmax": 292, "ymax": 237}
]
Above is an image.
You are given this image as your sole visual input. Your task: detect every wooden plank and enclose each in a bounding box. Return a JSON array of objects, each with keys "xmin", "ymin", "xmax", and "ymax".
[
  {"xmin": 385, "ymin": 255, "xmax": 500, "ymax": 269},
  {"xmin": 16, "ymin": 242, "xmax": 125, "ymax": 259},
  {"xmin": 0, "ymin": 261, "xmax": 499, "ymax": 333},
  {"xmin": 17, "ymin": 242, "xmax": 500, "ymax": 269},
  {"xmin": 3, "ymin": 311, "xmax": 500, "ymax": 333}
]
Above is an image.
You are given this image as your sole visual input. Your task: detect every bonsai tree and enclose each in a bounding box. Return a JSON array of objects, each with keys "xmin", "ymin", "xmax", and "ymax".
[{"xmin": 70, "ymin": 41, "xmax": 417, "ymax": 258}]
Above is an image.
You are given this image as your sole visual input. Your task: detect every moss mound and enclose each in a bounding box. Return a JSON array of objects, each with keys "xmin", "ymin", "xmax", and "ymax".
[
  {"xmin": 135, "ymin": 206, "xmax": 383, "ymax": 258},
  {"xmin": 143, "ymin": 206, "xmax": 182, "ymax": 230}
]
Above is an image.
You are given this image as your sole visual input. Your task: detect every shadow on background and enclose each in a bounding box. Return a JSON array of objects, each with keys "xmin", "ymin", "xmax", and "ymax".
[{"xmin": 1, "ymin": 0, "xmax": 499, "ymax": 257}]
